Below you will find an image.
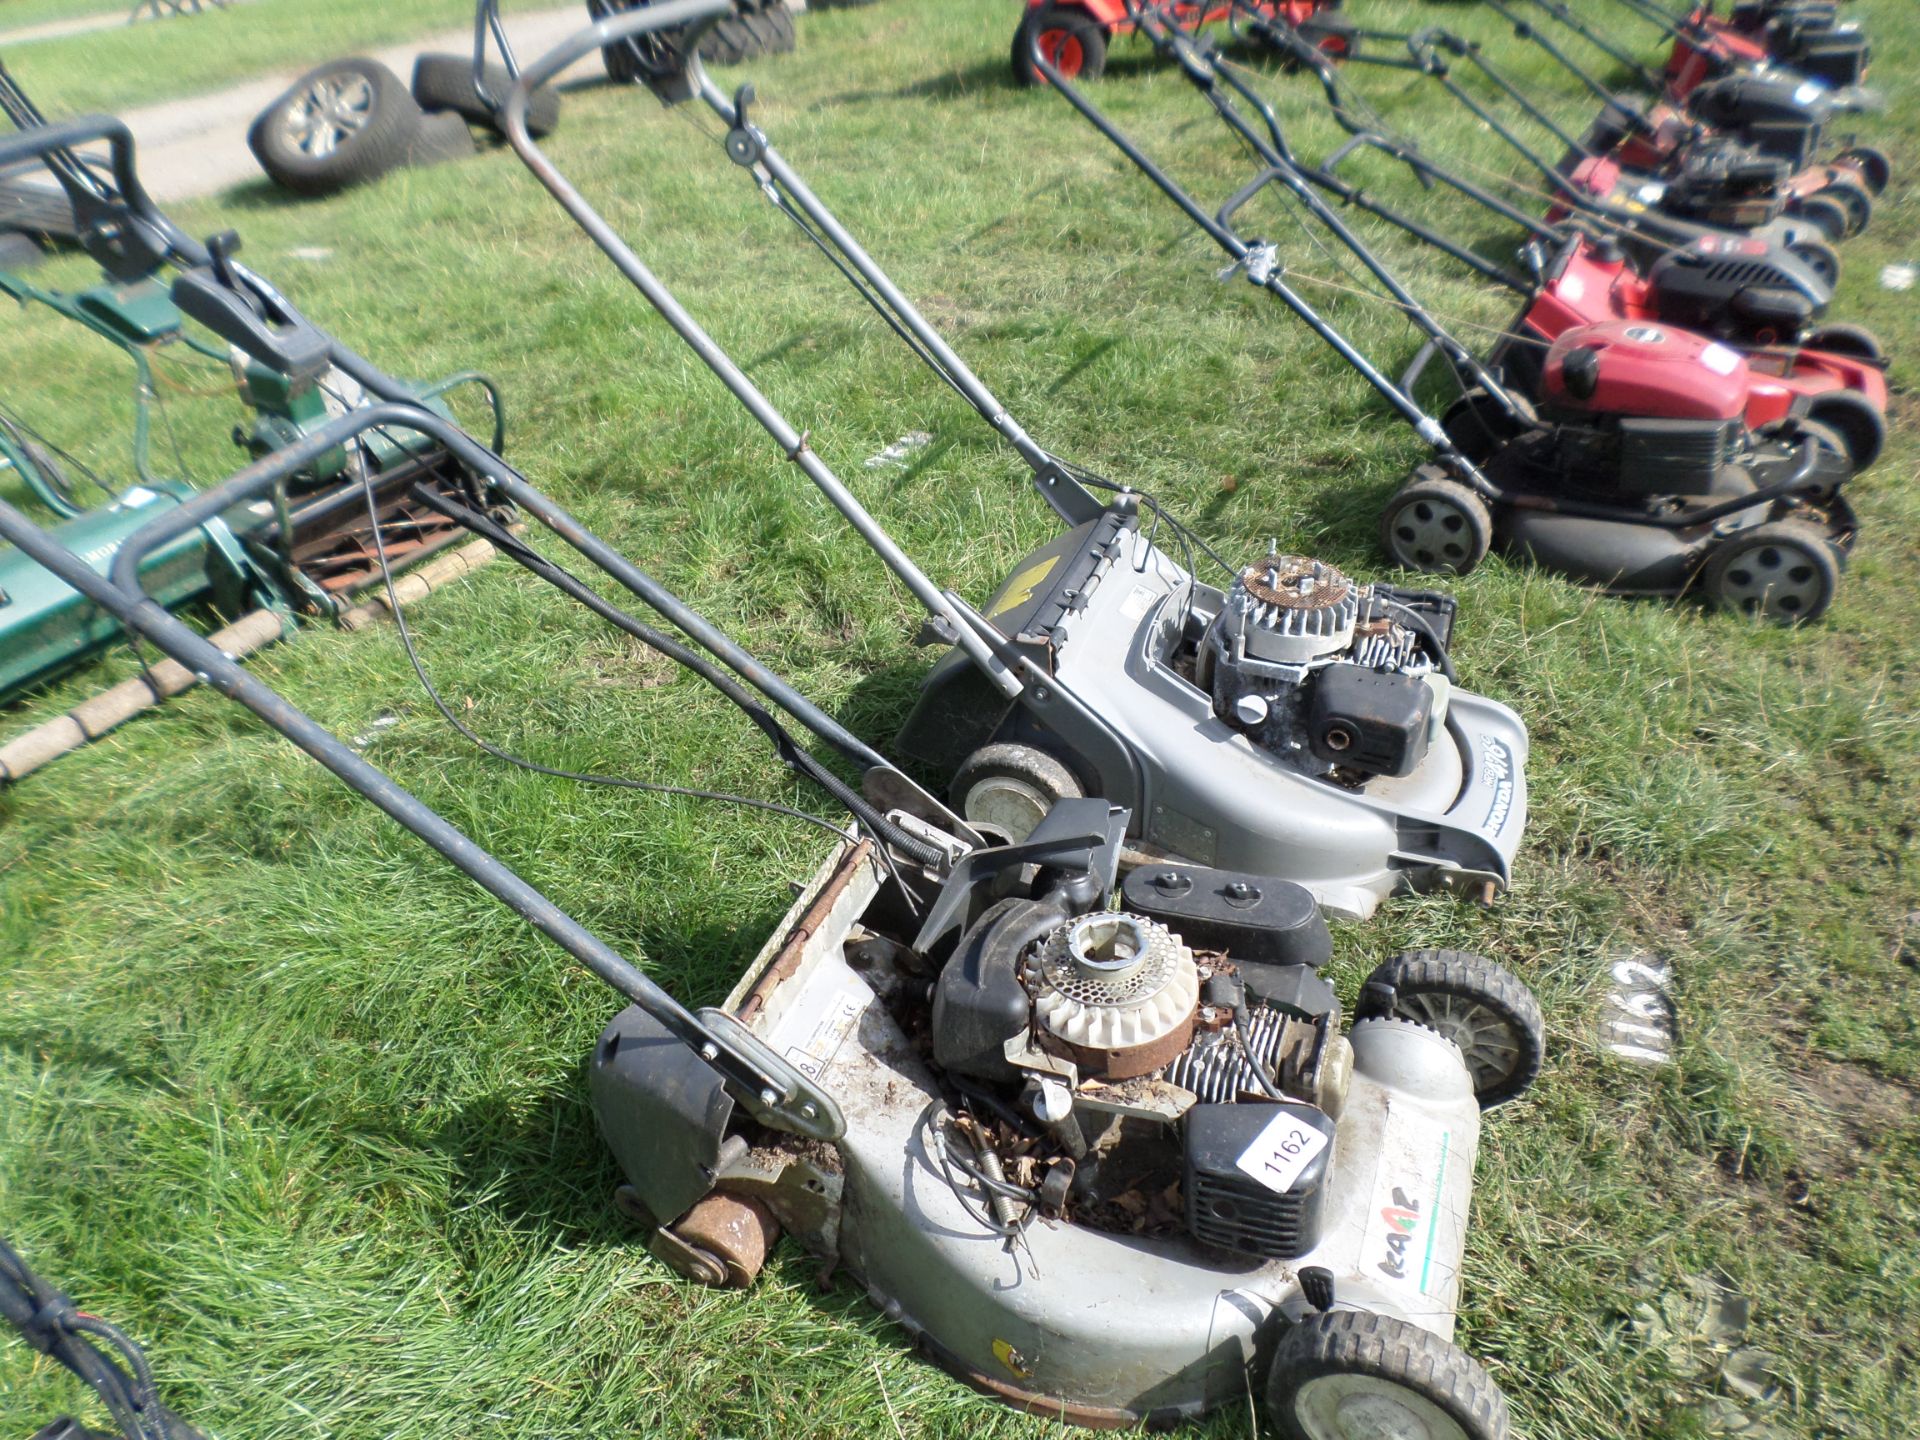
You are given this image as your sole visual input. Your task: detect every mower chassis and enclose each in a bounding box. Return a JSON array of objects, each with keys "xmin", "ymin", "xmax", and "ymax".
[{"xmin": 596, "ymin": 835, "xmax": 1489, "ymax": 1426}]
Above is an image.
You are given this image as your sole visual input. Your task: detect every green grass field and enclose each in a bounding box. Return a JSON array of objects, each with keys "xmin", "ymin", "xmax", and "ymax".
[{"xmin": 1, "ymin": 1, "xmax": 1917, "ymax": 1436}]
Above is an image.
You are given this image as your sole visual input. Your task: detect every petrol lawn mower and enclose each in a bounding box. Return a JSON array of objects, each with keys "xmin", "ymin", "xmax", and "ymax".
[
  {"xmin": 1469, "ymin": 0, "xmax": 1888, "ymax": 236},
  {"xmin": 491, "ymin": 0, "xmax": 1528, "ymax": 919},
  {"xmin": 1268, "ymin": 12, "xmax": 1853, "ymax": 298},
  {"xmin": 2, "ymin": 63, "xmax": 1548, "ymax": 1439},
  {"xmin": 1035, "ymin": 21, "xmax": 1858, "ymax": 622},
  {"xmin": 1227, "ymin": 22, "xmax": 1891, "ymax": 473},
  {"xmin": 1600, "ymin": 0, "xmax": 1875, "ymax": 93},
  {"xmin": 0, "ymin": 85, "xmax": 510, "ymax": 753},
  {"xmin": 1007, "ymin": 0, "xmax": 1347, "ymax": 86}
]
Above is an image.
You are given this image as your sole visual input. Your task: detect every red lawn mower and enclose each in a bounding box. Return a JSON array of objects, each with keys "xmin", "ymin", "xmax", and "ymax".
[
  {"xmin": 1616, "ymin": 0, "xmax": 1876, "ymax": 94},
  {"xmin": 1008, "ymin": 0, "xmax": 1344, "ymax": 85},
  {"xmin": 1475, "ymin": 0, "xmax": 1889, "ymax": 240},
  {"xmin": 1246, "ymin": 20, "xmax": 1888, "ymax": 468},
  {"xmin": 1034, "ymin": 15, "xmax": 1860, "ymax": 621}
]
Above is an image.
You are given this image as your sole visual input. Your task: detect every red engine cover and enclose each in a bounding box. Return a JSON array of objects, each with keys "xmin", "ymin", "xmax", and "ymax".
[{"xmin": 1542, "ymin": 321, "xmax": 1753, "ymax": 421}]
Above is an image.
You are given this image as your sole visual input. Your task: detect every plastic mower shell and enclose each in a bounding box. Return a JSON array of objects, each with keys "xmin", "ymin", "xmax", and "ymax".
[
  {"xmin": 593, "ymin": 820, "xmax": 1517, "ymax": 1428},
  {"xmin": 891, "ymin": 506, "xmax": 1528, "ymax": 920}
]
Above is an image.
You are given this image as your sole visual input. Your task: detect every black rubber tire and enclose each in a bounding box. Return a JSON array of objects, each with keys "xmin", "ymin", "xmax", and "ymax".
[
  {"xmin": 1356, "ymin": 950, "xmax": 1544, "ymax": 1109},
  {"xmin": 1813, "ymin": 175, "xmax": 1872, "ymax": 237},
  {"xmin": 1801, "ymin": 321, "xmax": 1885, "ymax": 363},
  {"xmin": 1806, "ymin": 390, "xmax": 1886, "ymax": 472},
  {"xmin": 1788, "ymin": 235, "xmax": 1842, "ymax": 288},
  {"xmin": 1702, "ymin": 518, "xmax": 1841, "ymax": 624},
  {"xmin": 248, "ymin": 58, "xmax": 422, "ymax": 197},
  {"xmin": 404, "ymin": 109, "xmax": 480, "ymax": 169},
  {"xmin": 0, "ymin": 229, "xmax": 45, "ymax": 270},
  {"xmin": 1379, "ymin": 468, "xmax": 1494, "ymax": 575},
  {"xmin": 950, "ymin": 741, "xmax": 1083, "ymax": 844},
  {"xmin": 0, "ymin": 179, "xmax": 76, "ymax": 240},
  {"xmin": 700, "ymin": 0, "xmax": 796, "ymax": 66},
  {"xmin": 1010, "ymin": 4, "xmax": 1109, "ymax": 88},
  {"xmin": 1266, "ymin": 1311, "xmax": 1510, "ymax": 1440},
  {"xmin": 1787, "ymin": 190, "xmax": 1853, "ymax": 243},
  {"xmin": 1832, "ymin": 144, "xmax": 1890, "ymax": 195},
  {"xmin": 410, "ymin": 53, "xmax": 561, "ymax": 138}
]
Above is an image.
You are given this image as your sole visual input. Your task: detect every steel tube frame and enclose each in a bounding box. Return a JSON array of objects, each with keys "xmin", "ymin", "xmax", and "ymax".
[
  {"xmin": 500, "ymin": 2, "xmax": 1021, "ymax": 700},
  {"xmin": 0, "ymin": 455, "xmax": 841, "ymax": 1139}
]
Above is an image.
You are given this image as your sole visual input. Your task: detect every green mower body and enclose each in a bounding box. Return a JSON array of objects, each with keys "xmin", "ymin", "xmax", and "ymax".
[{"xmin": 0, "ymin": 479, "xmax": 260, "ymax": 703}]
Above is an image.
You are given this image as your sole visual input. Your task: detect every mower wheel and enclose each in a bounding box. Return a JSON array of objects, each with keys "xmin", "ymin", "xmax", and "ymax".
[
  {"xmin": 1012, "ymin": 5, "xmax": 1109, "ymax": 88},
  {"xmin": 1266, "ymin": 1310, "xmax": 1510, "ymax": 1440},
  {"xmin": 952, "ymin": 741, "xmax": 1084, "ymax": 845},
  {"xmin": 1806, "ymin": 391, "xmax": 1886, "ymax": 471},
  {"xmin": 1702, "ymin": 519, "xmax": 1841, "ymax": 624},
  {"xmin": 410, "ymin": 54, "xmax": 561, "ymax": 138},
  {"xmin": 699, "ymin": 0, "xmax": 796, "ymax": 67},
  {"xmin": 249, "ymin": 58, "xmax": 422, "ymax": 197},
  {"xmin": 1814, "ymin": 175, "xmax": 1872, "ymax": 237},
  {"xmin": 1357, "ymin": 950, "xmax": 1543, "ymax": 1109},
  {"xmin": 0, "ymin": 229, "xmax": 44, "ymax": 271},
  {"xmin": 1787, "ymin": 235, "xmax": 1841, "ymax": 288},
  {"xmin": 1787, "ymin": 190, "xmax": 1854, "ymax": 243},
  {"xmin": 1439, "ymin": 387, "xmax": 1533, "ymax": 466},
  {"xmin": 1801, "ymin": 321, "xmax": 1885, "ymax": 363},
  {"xmin": 1832, "ymin": 145, "xmax": 1891, "ymax": 195},
  {"xmin": 1380, "ymin": 470, "xmax": 1492, "ymax": 575}
]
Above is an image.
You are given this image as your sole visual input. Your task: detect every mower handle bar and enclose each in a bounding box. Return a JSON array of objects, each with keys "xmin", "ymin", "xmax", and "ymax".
[
  {"xmin": 501, "ymin": 5, "xmax": 1023, "ymax": 700},
  {"xmin": 66, "ymin": 397, "xmax": 845, "ymax": 1141},
  {"xmin": 1040, "ymin": 22, "xmax": 1509, "ymax": 475}
]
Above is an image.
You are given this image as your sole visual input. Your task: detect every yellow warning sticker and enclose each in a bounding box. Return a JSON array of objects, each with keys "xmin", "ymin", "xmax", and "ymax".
[
  {"xmin": 989, "ymin": 555, "xmax": 1060, "ymax": 619},
  {"xmin": 991, "ymin": 1338, "xmax": 1034, "ymax": 1379}
]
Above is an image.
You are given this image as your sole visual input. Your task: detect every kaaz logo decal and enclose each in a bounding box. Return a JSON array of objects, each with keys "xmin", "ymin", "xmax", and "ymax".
[
  {"xmin": 1377, "ymin": 1187, "xmax": 1421, "ymax": 1280},
  {"xmin": 1479, "ymin": 735, "xmax": 1516, "ymax": 834}
]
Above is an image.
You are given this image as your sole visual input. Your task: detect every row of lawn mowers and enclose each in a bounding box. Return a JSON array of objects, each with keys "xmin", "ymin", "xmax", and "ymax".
[
  {"xmin": 1020, "ymin": 0, "xmax": 1893, "ymax": 622},
  {"xmin": 0, "ymin": 1, "xmax": 1898, "ymax": 1438}
]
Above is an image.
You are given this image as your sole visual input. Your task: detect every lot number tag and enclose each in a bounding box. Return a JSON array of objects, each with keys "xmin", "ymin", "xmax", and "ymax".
[{"xmin": 1235, "ymin": 1111, "xmax": 1329, "ymax": 1194}]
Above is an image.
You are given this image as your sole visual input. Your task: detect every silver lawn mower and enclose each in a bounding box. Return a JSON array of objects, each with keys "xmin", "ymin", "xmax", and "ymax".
[{"xmin": 496, "ymin": 0, "xmax": 1531, "ymax": 921}]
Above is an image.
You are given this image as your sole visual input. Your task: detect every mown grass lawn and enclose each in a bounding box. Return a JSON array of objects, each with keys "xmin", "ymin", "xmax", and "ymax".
[{"xmin": 1, "ymin": 1, "xmax": 1916, "ymax": 1436}]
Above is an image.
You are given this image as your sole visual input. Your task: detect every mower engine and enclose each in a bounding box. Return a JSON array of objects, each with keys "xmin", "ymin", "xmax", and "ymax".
[
  {"xmin": 1197, "ymin": 554, "xmax": 1449, "ymax": 781},
  {"xmin": 1725, "ymin": 1, "xmax": 1871, "ymax": 87},
  {"xmin": 1684, "ymin": 71, "xmax": 1837, "ymax": 166}
]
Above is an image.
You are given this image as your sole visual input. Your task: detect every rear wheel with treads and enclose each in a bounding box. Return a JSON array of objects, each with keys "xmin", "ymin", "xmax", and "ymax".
[
  {"xmin": 1380, "ymin": 469, "xmax": 1493, "ymax": 575},
  {"xmin": 1833, "ymin": 144, "xmax": 1891, "ymax": 195},
  {"xmin": 1266, "ymin": 1310, "xmax": 1510, "ymax": 1440},
  {"xmin": 1701, "ymin": 519, "xmax": 1842, "ymax": 624},
  {"xmin": 1801, "ymin": 322, "xmax": 1885, "ymax": 363},
  {"xmin": 1806, "ymin": 390, "xmax": 1886, "ymax": 471},
  {"xmin": 1011, "ymin": 4, "xmax": 1109, "ymax": 87},
  {"xmin": 1356, "ymin": 950, "xmax": 1543, "ymax": 1109},
  {"xmin": 1788, "ymin": 235, "xmax": 1841, "ymax": 288}
]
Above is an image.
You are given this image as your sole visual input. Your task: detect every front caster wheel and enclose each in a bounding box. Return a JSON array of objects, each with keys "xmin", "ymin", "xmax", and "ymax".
[
  {"xmin": 1267, "ymin": 1310, "xmax": 1511, "ymax": 1440},
  {"xmin": 1701, "ymin": 519, "xmax": 1842, "ymax": 624},
  {"xmin": 1380, "ymin": 469, "xmax": 1494, "ymax": 575},
  {"xmin": 1356, "ymin": 950, "xmax": 1543, "ymax": 1109}
]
